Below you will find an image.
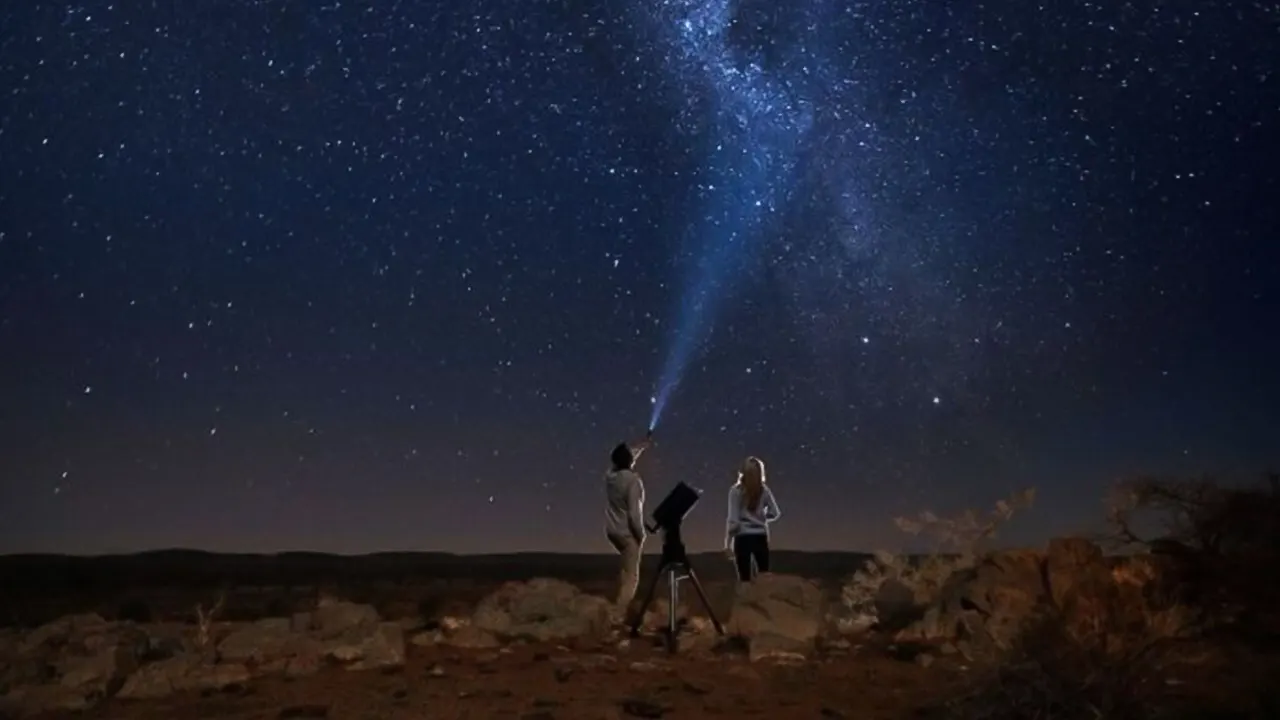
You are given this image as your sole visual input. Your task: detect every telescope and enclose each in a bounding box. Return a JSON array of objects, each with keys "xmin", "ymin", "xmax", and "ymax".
[
  {"xmin": 628, "ymin": 481, "xmax": 725, "ymax": 652},
  {"xmin": 646, "ymin": 480, "xmax": 699, "ymax": 533}
]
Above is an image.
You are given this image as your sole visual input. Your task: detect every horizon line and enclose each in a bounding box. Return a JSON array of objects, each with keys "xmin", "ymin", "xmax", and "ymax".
[{"xmin": 0, "ymin": 546, "xmax": 894, "ymax": 560}]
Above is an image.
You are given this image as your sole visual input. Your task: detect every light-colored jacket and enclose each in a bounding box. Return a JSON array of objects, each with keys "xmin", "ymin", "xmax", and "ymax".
[
  {"xmin": 725, "ymin": 483, "xmax": 781, "ymax": 546},
  {"xmin": 604, "ymin": 468, "xmax": 646, "ymax": 542}
]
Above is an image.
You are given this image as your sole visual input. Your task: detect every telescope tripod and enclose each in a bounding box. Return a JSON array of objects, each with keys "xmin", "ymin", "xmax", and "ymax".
[{"xmin": 628, "ymin": 525, "xmax": 724, "ymax": 653}]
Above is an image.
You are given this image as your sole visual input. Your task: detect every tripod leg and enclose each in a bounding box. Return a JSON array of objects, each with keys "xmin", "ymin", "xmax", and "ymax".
[
  {"xmin": 628, "ymin": 561, "xmax": 667, "ymax": 638},
  {"xmin": 665, "ymin": 567, "xmax": 680, "ymax": 654},
  {"xmin": 682, "ymin": 565, "xmax": 725, "ymax": 635}
]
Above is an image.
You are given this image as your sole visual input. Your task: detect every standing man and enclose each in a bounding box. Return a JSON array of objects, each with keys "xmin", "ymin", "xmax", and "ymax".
[{"xmin": 603, "ymin": 434, "xmax": 652, "ymax": 621}]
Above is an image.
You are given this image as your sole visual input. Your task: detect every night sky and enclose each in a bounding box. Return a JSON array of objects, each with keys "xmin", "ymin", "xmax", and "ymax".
[{"xmin": 1, "ymin": 0, "xmax": 1277, "ymax": 556}]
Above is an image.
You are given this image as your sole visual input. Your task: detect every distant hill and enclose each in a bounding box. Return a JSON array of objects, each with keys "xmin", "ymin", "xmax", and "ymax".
[{"xmin": 0, "ymin": 549, "xmax": 875, "ymax": 589}]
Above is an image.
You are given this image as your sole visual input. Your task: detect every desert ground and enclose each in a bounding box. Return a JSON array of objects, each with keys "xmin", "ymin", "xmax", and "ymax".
[
  {"xmin": 0, "ymin": 549, "xmax": 975, "ymax": 720},
  {"xmin": 3, "ymin": 500, "xmax": 1278, "ymax": 720}
]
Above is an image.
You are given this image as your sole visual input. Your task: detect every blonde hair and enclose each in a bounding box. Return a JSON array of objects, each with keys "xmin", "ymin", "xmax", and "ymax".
[{"xmin": 738, "ymin": 456, "xmax": 767, "ymax": 512}]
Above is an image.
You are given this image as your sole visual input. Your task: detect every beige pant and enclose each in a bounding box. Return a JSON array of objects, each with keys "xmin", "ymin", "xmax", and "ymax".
[{"xmin": 607, "ymin": 533, "xmax": 643, "ymax": 614}]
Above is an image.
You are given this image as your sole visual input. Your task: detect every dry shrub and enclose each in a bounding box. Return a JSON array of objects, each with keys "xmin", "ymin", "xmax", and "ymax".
[
  {"xmin": 942, "ymin": 563, "xmax": 1204, "ymax": 720},
  {"xmin": 941, "ymin": 473, "xmax": 1280, "ymax": 719},
  {"xmin": 840, "ymin": 489, "xmax": 1036, "ymax": 628},
  {"xmin": 194, "ymin": 590, "xmax": 226, "ymax": 649}
]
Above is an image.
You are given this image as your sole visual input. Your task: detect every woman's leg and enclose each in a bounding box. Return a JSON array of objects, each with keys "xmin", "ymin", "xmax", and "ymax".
[
  {"xmin": 733, "ymin": 536, "xmax": 754, "ymax": 582},
  {"xmin": 752, "ymin": 533, "xmax": 771, "ymax": 574}
]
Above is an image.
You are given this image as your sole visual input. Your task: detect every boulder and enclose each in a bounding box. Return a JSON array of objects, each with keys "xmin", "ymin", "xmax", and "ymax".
[
  {"xmin": 58, "ymin": 639, "xmax": 141, "ymax": 698},
  {"xmin": 896, "ymin": 549, "xmax": 1047, "ymax": 652},
  {"xmin": 0, "ymin": 617, "xmax": 148, "ymax": 716},
  {"xmin": 290, "ymin": 612, "xmax": 313, "ymax": 633},
  {"xmin": 216, "ymin": 618, "xmax": 304, "ymax": 664},
  {"xmin": 18, "ymin": 614, "xmax": 109, "ymax": 655},
  {"xmin": 116, "ymin": 655, "xmax": 250, "ymax": 700},
  {"xmin": 312, "ymin": 599, "xmax": 380, "ymax": 639},
  {"xmin": 471, "ymin": 579, "xmax": 612, "ymax": 642},
  {"xmin": 873, "ymin": 577, "xmax": 917, "ymax": 628},
  {"xmin": 895, "ymin": 539, "xmax": 1126, "ymax": 659},
  {"xmin": 725, "ymin": 574, "xmax": 826, "ymax": 660},
  {"xmin": 322, "ymin": 622, "xmax": 405, "ymax": 671},
  {"xmin": 1, "ymin": 683, "xmax": 98, "ymax": 716},
  {"xmin": 215, "ymin": 604, "xmax": 404, "ymax": 674},
  {"xmin": 0, "ymin": 599, "xmax": 406, "ymax": 710}
]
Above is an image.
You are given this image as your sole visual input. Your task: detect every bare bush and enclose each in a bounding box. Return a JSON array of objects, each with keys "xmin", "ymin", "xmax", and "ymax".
[
  {"xmin": 1105, "ymin": 473, "xmax": 1280, "ymax": 632},
  {"xmin": 936, "ymin": 473, "xmax": 1280, "ymax": 719},
  {"xmin": 1106, "ymin": 473, "xmax": 1280, "ymax": 556},
  {"xmin": 840, "ymin": 489, "xmax": 1036, "ymax": 628},
  {"xmin": 941, "ymin": 560, "xmax": 1205, "ymax": 720},
  {"xmin": 195, "ymin": 591, "xmax": 226, "ymax": 649}
]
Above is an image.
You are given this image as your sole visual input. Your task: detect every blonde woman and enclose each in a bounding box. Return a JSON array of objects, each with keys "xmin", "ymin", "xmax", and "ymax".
[{"xmin": 724, "ymin": 456, "xmax": 781, "ymax": 582}]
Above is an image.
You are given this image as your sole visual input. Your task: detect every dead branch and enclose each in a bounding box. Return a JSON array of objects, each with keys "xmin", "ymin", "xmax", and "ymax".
[{"xmin": 195, "ymin": 589, "xmax": 226, "ymax": 648}]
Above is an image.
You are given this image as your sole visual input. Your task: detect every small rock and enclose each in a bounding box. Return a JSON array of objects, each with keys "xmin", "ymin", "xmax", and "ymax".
[
  {"xmin": 278, "ymin": 704, "xmax": 330, "ymax": 719},
  {"xmin": 410, "ymin": 631, "xmax": 441, "ymax": 647},
  {"xmin": 428, "ymin": 664, "xmax": 445, "ymax": 677},
  {"xmin": 681, "ymin": 680, "xmax": 710, "ymax": 695},
  {"xmin": 915, "ymin": 653, "xmax": 935, "ymax": 668},
  {"xmin": 686, "ymin": 617, "xmax": 712, "ymax": 634},
  {"xmin": 445, "ymin": 626, "xmax": 499, "ymax": 649},
  {"xmin": 940, "ymin": 642, "xmax": 958, "ymax": 655},
  {"xmin": 620, "ymin": 698, "xmax": 666, "ymax": 718},
  {"xmin": 284, "ymin": 653, "xmax": 323, "ymax": 678},
  {"xmin": 628, "ymin": 661, "xmax": 659, "ymax": 673}
]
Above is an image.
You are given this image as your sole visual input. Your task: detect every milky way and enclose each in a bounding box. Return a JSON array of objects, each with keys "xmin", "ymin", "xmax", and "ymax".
[{"xmin": 647, "ymin": 0, "xmax": 817, "ymax": 429}]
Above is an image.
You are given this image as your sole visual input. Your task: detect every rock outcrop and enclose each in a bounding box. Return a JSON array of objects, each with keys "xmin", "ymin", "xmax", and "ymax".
[
  {"xmin": 891, "ymin": 537, "xmax": 1175, "ymax": 660},
  {"xmin": 0, "ymin": 599, "xmax": 406, "ymax": 717},
  {"xmin": 726, "ymin": 574, "xmax": 827, "ymax": 661}
]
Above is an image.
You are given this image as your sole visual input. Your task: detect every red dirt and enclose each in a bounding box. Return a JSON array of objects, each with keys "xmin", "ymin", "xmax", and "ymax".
[{"xmin": 39, "ymin": 639, "xmax": 969, "ymax": 720}]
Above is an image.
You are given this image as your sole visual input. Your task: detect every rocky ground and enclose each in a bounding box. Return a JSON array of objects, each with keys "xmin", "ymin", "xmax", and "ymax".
[
  {"xmin": 2, "ymin": 539, "xmax": 1275, "ymax": 719},
  {"xmin": 1, "ymin": 575, "xmax": 965, "ymax": 720},
  {"xmin": 44, "ymin": 635, "xmax": 967, "ymax": 720}
]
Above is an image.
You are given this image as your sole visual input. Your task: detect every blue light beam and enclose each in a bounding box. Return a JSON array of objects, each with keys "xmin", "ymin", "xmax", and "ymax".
[{"xmin": 647, "ymin": 0, "xmax": 815, "ymax": 431}]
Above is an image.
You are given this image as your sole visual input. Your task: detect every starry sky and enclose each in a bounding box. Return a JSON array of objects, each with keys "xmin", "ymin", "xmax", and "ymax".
[{"xmin": 1, "ymin": 0, "xmax": 1277, "ymax": 556}]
